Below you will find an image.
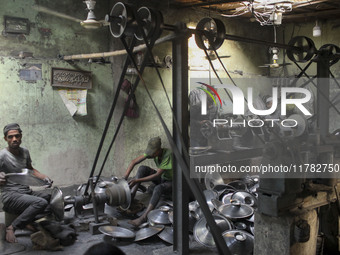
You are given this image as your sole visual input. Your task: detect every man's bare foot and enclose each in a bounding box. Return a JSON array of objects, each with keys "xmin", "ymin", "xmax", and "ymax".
[
  {"xmin": 6, "ymin": 226, "xmax": 17, "ymax": 243},
  {"xmin": 25, "ymin": 224, "xmax": 38, "ymax": 232},
  {"xmin": 128, "ymin": 216, "xmax": 147, "ymax": 227}
]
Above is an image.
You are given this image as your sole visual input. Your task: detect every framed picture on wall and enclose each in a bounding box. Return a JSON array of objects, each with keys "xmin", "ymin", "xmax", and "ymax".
[
  {"xmin": 51, "ymin": 68, "xmax": 92, "ymax": 89},
  {"xmin": 4, "ymin": 16, "xmax": 30, "ymax": 34}
]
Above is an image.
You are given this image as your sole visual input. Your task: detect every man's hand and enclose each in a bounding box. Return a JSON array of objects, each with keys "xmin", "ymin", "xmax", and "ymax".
[
  {"xmin": 128, "ymin": 179, "xmax": 139, "ymax": 189},
  {"xmin": 0, "ymin": 172, "xmax": 6, "ymax": 185},
  {"xmin": 43, "ymin": 177, "xmax": 53, "ymax": 188}
]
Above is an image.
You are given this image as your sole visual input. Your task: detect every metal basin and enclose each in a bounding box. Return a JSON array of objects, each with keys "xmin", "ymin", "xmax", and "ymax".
[{"xmin": 148, "ymin": 206, "xmax": 171, "ymax": 225}]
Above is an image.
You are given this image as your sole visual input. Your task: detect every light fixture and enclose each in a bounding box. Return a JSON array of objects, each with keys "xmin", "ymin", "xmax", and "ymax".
[
  {"xmin": 80, "ymin": 0, "xmax": 102, "ymax": 29},
  {"xmin": 313, "ymin": 20, "xmax": 321, "ymax": 37}
]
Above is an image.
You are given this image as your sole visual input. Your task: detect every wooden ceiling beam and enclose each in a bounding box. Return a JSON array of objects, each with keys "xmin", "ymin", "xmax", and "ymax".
[{"xmin": 283, "ymin": 8, "xmax": 340, "ymax": 20}]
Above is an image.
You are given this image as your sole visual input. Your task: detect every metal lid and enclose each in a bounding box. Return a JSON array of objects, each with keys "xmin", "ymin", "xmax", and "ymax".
[
  {"xmin": 135, "ymin": 225, "xmax": 164, "ymax": 241},
  {"xmin": 218, "ymin": 200, "xmax": 254, "ymax": 220},
  {"xmin": 99, "ymin": 226, "xmax": 135, "ymax": 239},
  {"xmin": 231, "ymin": 191, "xmax": 258, "ymax": 208},
  {"xmin": 222, "ymin": 230, "xmax": 254, "ymax": 255},
  {"xmin": 193, "ymin": 214, "xmax": 232, "ymax": 248},
  {"xmin": 158, "ymin": 226, "xmax": 173, "ymax": 244},
  {"xmin": 50, "ymin": 187, "xmax": 64, "ymax": 221},
  {"xmin": 147, "ymin": 206, "xmax": 171, "ymax": 225}
]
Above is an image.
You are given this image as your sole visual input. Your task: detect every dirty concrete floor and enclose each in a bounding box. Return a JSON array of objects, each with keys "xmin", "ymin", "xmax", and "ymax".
[{"xmin": 0, "ymin": 191, "xmax": 219, "ymax": 255}]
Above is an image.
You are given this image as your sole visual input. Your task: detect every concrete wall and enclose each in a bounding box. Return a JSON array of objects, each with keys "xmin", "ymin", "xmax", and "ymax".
[{"xmin": 0, "ymin": 0, "xmax": 116, "ymax": 186}]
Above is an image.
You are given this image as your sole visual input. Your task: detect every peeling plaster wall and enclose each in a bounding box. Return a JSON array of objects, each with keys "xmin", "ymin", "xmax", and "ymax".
[{"xmin": 0, "ymin": 0, "xmax": 116, "ymax": 186}]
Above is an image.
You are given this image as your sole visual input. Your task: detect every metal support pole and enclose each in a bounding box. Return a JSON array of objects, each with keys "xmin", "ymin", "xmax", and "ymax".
[
  {"xmin": 172, "ymin": 23, "xmax": 190, "ymax": 255},
  {"xmin": 316, "ymin": 50, "xmax": 331, "ymax": 138}
]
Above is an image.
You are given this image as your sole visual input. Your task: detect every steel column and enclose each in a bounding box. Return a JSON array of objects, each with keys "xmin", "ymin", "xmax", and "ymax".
[
  {"xmin": 172, "ymin": 23, "xmax": 190, "ymax": 255},
  {"xmin": 316, "ymin": 49, "xmax": 331, "ymax": 137}
]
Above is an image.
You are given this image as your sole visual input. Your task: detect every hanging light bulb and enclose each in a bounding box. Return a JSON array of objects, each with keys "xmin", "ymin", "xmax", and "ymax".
[{"xmin": 313, "ymin": 20, "xmax": 321, "ymax": 37}]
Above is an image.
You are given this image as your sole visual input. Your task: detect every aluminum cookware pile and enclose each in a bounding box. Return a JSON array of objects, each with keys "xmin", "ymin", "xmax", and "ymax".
[{"xmin": 136, "ymin": 172, "xmax": 258, "ymax": 253}]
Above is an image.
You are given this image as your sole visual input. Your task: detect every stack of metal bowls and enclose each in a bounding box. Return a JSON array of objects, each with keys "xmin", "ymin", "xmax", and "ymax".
[{"xmin": 191, "ymin": 172, "xmax": 258, "ymax": 253}]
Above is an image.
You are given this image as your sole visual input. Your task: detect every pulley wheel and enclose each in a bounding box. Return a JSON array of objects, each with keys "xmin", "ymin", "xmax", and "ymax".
[
  {"xmin": 106, "ymin": 2, "xmax": 134, "ymax": 38},
  {"xmin": 135, "ymin": 7, "xmax": 163, "ymax": 41},
  {"xmin": 195, "ymin": 17, "xmax": 225, "ymax": 50},
  {"xmin": 318, "ymin": 44, "xmax": 340, "ymax": 66},
  {"xmin": 287, "ymin": 36, "xmax": 316, "ymax": 63}
]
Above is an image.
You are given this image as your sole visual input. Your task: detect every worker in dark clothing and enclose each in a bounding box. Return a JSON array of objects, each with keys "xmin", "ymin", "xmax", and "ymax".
[
  {"xmin": 0, "ymin": 123, "xmax": 53, "ymax": 243},
  {"xmin": 123, "ymin": 137, "xmax": 172, "ymax": 227}
]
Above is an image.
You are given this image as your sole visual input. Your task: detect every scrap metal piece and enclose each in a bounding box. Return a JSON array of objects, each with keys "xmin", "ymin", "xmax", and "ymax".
[
  {"xmin": 99, "ymin": 226, "xmax": 135, "ymax": 239},
  {"xmin": 50, "ymin": 187, "xmax": 65, "ymax": 221},
  {"xmin": 5, "ymin": 168, "xmax": 47, "ymax": 186}
]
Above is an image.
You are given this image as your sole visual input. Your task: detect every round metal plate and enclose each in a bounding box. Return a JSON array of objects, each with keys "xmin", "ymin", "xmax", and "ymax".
[
  {"xmin": 99, "ymin": 226, "xmax": 135, "ymax": 239},
  {"xmin": 135, "ymin": 225, "xmax": 164, "ymax": 241},
  {"xmin": 193, "ymin": 214, "xmax": 232, "ymax": 248}
]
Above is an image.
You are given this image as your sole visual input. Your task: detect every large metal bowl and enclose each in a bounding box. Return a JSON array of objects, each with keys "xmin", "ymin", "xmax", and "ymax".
[
  {"xmin": 222, "ymin": 230, "xmax": 254, "ymax": 255},
  {"xmin": 147, "ymin": 206, "xmax": 172, "ymax": 225}
]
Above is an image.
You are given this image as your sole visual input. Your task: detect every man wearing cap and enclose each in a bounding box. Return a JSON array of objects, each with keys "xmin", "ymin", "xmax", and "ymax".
[
  {"xmin": 0, "ymin": 123, "xmax": 53, "ymax": 243},
  {"xmin": 123, "ymin": 137, "xmax": 172, "ymax": 227}
]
